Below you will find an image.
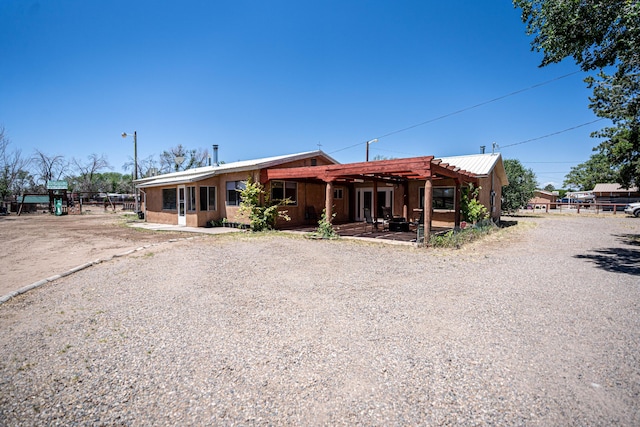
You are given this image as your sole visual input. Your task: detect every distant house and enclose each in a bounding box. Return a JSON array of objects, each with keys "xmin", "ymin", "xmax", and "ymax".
[
  {"xmin": 135, "ymin": 150, "xmax": 508, "ymax": 236},
  {"xmin": 528, "ymin": 190, "xmax": 558, "ymax": 210},
  {"xmin": 592, "ymin": 183, "xmax": 640, "ymax": 205}
]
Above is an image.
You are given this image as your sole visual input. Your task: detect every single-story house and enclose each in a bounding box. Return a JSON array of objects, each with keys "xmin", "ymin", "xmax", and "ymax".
[
  {"xmin": 528, "ymin": 190, "xmax": 558, "ymax": 210},
  {"xmin": 135, "ymin": 150, "xmax": 508, "ymax": 236},
  {"xmin": 592, "ymin": 183, "xmax": 640, "ymax": 205}
]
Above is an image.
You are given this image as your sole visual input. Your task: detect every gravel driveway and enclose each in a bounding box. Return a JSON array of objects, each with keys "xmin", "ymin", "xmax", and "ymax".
[{"xmin": 1, "ymin": 215, "xmax": 639, "ymax": 425}]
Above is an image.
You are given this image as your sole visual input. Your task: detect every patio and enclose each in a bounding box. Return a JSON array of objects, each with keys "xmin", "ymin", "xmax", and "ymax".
[{"xmin": 283, "ymin": 220, "xmax": 453, "ymax": 245}]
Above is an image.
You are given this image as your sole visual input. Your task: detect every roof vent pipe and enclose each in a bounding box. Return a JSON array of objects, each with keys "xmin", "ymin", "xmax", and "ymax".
[
  {"xmin": 480, "ymin": 145, "xmax": 486, "ymax": 154},
  {"xmin": 213, "ymin": 144, "xmax": 219, "ymax": 166}
]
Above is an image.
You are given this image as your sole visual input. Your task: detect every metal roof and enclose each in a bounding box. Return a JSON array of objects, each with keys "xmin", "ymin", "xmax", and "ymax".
[
  {"xmin": 592, "ymin": 183, "xmax": 639, "ymax": 193},
  {"xmin": 437, "ymin": 153, "xmax": 508, "ymax": 185},
  {"xmin": 136, "ymin": 150, "xmax": 339, "ymax": 188}
]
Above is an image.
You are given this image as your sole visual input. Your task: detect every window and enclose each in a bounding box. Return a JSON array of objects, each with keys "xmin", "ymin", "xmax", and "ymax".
[
  {"xmin": 162, "ymin": 188, "xmax": 177, "ymax": 210},
  {"xmin": 334, "ymin": 188, "xmax": 344, "ymax": 199},
  {"xmin": 226, "ymin": 181, "xmax": 245, "ymax": 206},
  {"xmin": 420, "ymin": 186, "xmax": 455, "ymax": 210},
  {"xmin": 271, "ymin": 181, "xmax": 297, "ymax": 205},
  {"xmin": 187, "ymin": 186, "xmax": 196, "ymax": 212},
  {"xmin": 200, "ymin": 186, "xmax": 216, "ymax": 211}
]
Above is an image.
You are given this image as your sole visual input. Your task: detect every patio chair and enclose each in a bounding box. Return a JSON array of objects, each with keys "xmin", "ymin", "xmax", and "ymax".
[
  {"xmin": 381, "ymin": 206, "xmax": 392, "ymax": 231},
  {"xmin": 363, "ymin": 207, "xmax": 376, "ymax": 232}
]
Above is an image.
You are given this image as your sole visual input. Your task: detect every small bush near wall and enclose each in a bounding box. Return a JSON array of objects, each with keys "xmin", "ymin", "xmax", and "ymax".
[{"xmin": 429, "ymin": 222, "xmax": 496, "ymax": 248}]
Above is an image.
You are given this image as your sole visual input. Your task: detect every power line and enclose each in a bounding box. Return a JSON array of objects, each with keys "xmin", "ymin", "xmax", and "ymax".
[
  {"xmin": 328, "ymin": 70, "xmax": 582, "ymax": 155},
  {"xmin": 376, "ymin": 71, "xmax": 583, "ymax": 140},
  {"xmin": 499, "ymin": 118, "xmax": 605, "ymax": 149}
]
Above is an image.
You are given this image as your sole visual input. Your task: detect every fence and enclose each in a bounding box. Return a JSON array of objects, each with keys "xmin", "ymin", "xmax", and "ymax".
[{"xmin": 526, "ymin": 202, "xmax": 629, "ymax": 214}]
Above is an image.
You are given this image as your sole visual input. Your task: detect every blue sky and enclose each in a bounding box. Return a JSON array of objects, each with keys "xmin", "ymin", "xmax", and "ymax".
[{"xmin": 1, "ymin": 0, "xmax": 604, "ymax": 188}]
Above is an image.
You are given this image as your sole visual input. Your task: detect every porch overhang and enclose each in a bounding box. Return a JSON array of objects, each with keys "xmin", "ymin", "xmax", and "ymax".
[{"xmin": 261, "ymin": 156, "xmax": 478, "ymax": 184}]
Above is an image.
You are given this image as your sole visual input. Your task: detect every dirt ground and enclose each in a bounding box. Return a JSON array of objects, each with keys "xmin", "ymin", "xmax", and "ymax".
[
  {"xmin": 0, "ymin": 211, "xmax": 191, "ymax": 296},
  {"xmin": 1, "ymin": 213, "xmax": 638, "ymax": 424}
]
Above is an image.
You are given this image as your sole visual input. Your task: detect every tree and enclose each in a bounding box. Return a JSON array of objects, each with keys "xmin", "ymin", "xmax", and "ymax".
[
  {"xmin": 502, "ymin": 159, "xmax": 537, "ymax": 213},
  {"xmin": 588, "ymin": 70, "xmax": 640, "ymax": 188},
  {"xmin": 71, "ymin": 154, "xmax": 111, "ymax": 193},
  {"xmin": 159, "ymin": 145, "xmax": 209, "ymax": 173},
  {"xmin": 238, "ymin": 177, "xmax": 290, "ymax": 231},
  {"xmin": 543, "ymin": 183, "xmax": 555, "ymax": 192},
  {"xmin": 563, "ymin": 152, "xmax": 618, "ymax": 191},
  {"xmin": 514, "ymin": 0, "xmax": 640, "ymax": 187},
  {"xmin": 31, "ymin": 149, "xmax": 67, "ymax": 190},
  {"xmin": 0, "ymin": 126, "xmax": 31, "ymax": 199},
  {"xmin": 460, "ymin": 184, "xmax": 488, "ymax": 224}
]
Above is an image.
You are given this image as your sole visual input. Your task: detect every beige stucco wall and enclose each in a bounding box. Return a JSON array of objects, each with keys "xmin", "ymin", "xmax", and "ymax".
[{"xmin": 141, "ymin": 154, "xmax": 339, "ymax": 227}]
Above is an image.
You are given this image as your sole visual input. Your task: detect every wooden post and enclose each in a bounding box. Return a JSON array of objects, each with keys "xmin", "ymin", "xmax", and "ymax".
[
  {"xmin": 325, "ymin": 181, "xmax": 334, "ymax": 223},
  {"xmin": 454, "ymin": 180, "xmax": 462, "ymax": 229},
  {"xmin": 424, "ymin": 179, "xmax": 432, "ymax": 241},
  {"xmin": 403, "ymin": 181, "xmax": 409, "ymax": 220}
]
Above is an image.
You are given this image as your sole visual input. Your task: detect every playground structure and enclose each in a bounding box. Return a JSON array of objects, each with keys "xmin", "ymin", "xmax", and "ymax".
[{"xmin": 14, "ymin": 181, "xmax": 140, "ymax": 216}]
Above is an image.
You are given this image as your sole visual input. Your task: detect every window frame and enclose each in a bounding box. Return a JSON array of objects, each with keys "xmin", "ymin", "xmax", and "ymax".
[
  {"xmin": 226, "ymin": 181, "xmax": 245, "ymax": 206},
  {"xmin": 199, "ymin": 186, "xmax": 217, "ymax": 211},
  {"xmin": 187, "ymin": 186, "xmax": 197, "ymax": 212},
  {"xmin": 270, "ymin": 180, "xmax": 298, "ymax": 205},
  {"xmin": 162, "ymin": 188, "xmax": 177, "ymax": 210},
  {"xmin": 419, "ymin": 186, "xmax": 456, "ymax": 211},
  {"xmin": 334, "ymin": 188, "xmax": 344, "ymax": 199}
]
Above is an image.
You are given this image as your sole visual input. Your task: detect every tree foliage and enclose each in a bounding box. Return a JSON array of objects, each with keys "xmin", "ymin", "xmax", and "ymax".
[
  {"xmin": 588, "ymin": 70, "xmax": 640, "ymax": 188},
  {"xmin": 502, "ymin": 159, "xmax": 537, "ymax": 213},
  {"xmin": 238, "ymin": 177, "xmax": 290, "ymax": 232},
  {"xmin": 71, "ymin": 154, "xmax": 111, "ymax": 193},
  {"xmin": 0, "ymin": 126, "xmax": 31, "ymax": 199},
  {"xmin": 514, "ymin": 0, "xmax": 640, "ymax": 187},
  {"xmin": 31, "ymin": 149, "xmax": 67, "ymax": 190},
  {"xmin": 160, "ymin": 144, "xmax": 209, "ymax": 173},
  {"xmin": 460, "ymin": 184, "xmax": 488, "ymax": 224},
  {"xmin": 563, "ymin": 152, "xmax": 618, "ymax": 191}
]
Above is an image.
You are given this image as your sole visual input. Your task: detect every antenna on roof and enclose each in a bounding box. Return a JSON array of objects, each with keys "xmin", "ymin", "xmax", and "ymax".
[{"xmin": 492, "ymin": 142, "xmax": 499, "ymax": 154}]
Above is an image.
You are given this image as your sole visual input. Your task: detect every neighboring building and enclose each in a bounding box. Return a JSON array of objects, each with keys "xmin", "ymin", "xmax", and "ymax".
[
  {"xmin": 592, "ymin": 183, "xmax": 640, "ymax": 205},
  {"xmin": 136, "ymin": 150, "xmax": 508, "ymax": 235},
  {"xmin": 528, "ymin": 190, "xmax": 558, "ymax": 210}
]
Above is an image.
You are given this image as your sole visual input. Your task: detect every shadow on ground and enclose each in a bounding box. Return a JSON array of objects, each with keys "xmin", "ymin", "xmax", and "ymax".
[
  {"xmin": 500, "ymin": 220, "xmax": 519, "ymax": 228},
  {"xmin": 615, "ymin": 233, "xmax": 640, "ymax": 246},
  {"xmin": 575, "ymin": 233, "xmax": 640, "ymax": 275}
]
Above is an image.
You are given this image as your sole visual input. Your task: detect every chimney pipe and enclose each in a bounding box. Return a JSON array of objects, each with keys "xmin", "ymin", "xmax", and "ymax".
[
  {"xmin": 480, "ymin": 145, "xmax": 486, "ymax": 154},
  {"xmin": 213, "ymin": 144, "xmax": 219, "ymax": 166}
]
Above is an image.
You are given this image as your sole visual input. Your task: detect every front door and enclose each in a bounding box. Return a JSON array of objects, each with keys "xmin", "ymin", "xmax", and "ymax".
[
  {"xmin": 178, "ymin": 185, "xmax": 186, "ymax": 226},
  {"xmin": 356, "ymin": 188, "xmax": 393, "ymax": 220}
]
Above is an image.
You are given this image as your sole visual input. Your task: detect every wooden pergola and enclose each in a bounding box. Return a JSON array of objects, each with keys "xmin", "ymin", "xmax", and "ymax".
[{"xmin": 261, "ymin": 156, "xmax": 477, "ymax": 237}]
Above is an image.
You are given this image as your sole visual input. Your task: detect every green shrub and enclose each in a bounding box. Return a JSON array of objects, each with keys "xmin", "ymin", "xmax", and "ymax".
[
  {"xmin": 317, "ymin": 208, "xmax": 338, "ymax": 238},
  {"xmin": 461, "ymin": 183, "xmax": 489, "ymax": 224},
  {"xmin": 307, "ymin": 208, "xmax": 338, "ymax": 239},
  {"xmin": 238, "ymin": 177, "xmax": 291, "ymax": 231}
]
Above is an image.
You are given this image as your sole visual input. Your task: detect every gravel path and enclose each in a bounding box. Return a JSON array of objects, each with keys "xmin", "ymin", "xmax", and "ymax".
[{"xmin": 1, "ymin": 215, "xmax": 639, "ymax": 425}]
